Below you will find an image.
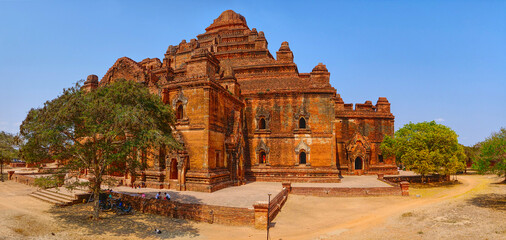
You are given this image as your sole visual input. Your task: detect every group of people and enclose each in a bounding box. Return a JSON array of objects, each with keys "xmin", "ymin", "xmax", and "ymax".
[
  {"xmin": 138, "ymin": 192, "xmax": 170, "ymax": 200},
  {"xmin": 155, "ymin": 192, "xmax": 171, "ymax": 201}
]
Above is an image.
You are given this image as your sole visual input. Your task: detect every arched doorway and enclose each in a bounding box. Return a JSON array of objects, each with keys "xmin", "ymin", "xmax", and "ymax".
[
  {"xmin": 355, "ymin": 157, "xmax": 363, "ymax": 170},
  {"xmin": 299, "ymin": 151, "xmax": 307, "ymax": 164},
  {"xmin": 259, "ymin": 151, "xmax": 266, "ymax": 164},
  {"xmin": 169, "ymin": 158, "xmax": 178, "ymax": 179}
]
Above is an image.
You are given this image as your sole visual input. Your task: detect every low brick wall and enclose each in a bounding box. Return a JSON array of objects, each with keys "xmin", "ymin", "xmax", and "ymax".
[
  {"xmin": 384, "ymin": 174, "xmax": 450, "ymax": 183},
  {"xmin": 290, "ymin": 186, "xmax": 402, "ymax": 197},
  {"xmin": 252, "ymin": 186, "xmax": 289, "ymax": 229},
  {"xmin": 10, "ymin": 162, "xmax": 26, "ymax": 168},
  {"xmin": 11, "ymin": 173, "xmax": 37, "ymax": 185},
  {"xmin": 111, "ymin": 192, "xmax": 255, "ymax": 226},
  {"xmin": 269, "ymin": 187, "xmax": 288, "ymax": 220},
  {"xmin": 246, "ymin": 167, "xmax": 341, "ymax": 183}
]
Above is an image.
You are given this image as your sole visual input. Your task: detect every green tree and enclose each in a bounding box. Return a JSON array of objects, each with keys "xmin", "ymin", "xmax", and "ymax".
[
  {"xmin": 380, "ymin": 121, "xmax": 466, "ymax": 181},
  {"xmin": 473, "ymin": 128, "xmax": 506, "ymax": 183},
  {"xmin": 463, "ymin": 143, "xmax": 480, "ymax": 173},
  {"xmin": 0, "ymin": 131, "xmax": 18, "ymax": 182},
  {"xmin": 20, "ymin": 79, "xmax": 179, "ymax": 219}
]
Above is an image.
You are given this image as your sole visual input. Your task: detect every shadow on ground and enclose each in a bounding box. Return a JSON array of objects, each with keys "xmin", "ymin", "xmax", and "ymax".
[
  {"xmin": 49, "ymin": 202, "xmax": 200, "ymax": 239},
  {"xmin": 137, "ymin": 191, "xmax": 204, "ymax": 204},
  {"xmin": 467, "ymin": 193, "xmax": 506, "ymax": 211}
]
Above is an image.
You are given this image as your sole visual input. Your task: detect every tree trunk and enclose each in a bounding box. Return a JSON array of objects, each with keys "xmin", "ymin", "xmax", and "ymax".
[
  {"xmin": 0, "ymin": 160, "xmax": 4, "ymax": 182},
  {"xmin": 93, "ymin": 180, "xmax": 101, "ymax": 220}
]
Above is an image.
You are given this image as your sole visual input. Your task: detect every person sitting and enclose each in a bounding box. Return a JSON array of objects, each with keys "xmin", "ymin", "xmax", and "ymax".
[
  {"xmin": 155, "ymin": 192, "xmax": 161, "ymax": 199},
  {"xmin": 164, "ymin": 192, "xmax": 171, "ymax": 201}
]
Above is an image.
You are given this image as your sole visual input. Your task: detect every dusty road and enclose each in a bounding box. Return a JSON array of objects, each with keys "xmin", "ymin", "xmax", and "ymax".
[
  {"xmin": 272, "ymin": 175, "xmax": 505, "ymax": 240},
  {"xmin": 0, "ymin": 175, "xmax": 504, "ymax": 240}
]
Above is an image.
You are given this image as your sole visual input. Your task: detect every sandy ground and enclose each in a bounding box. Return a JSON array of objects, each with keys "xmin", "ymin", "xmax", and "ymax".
[
  {"xmin": 113, "ymin": 181, "xmax": 283, "ymax": 208},
  {"xmin": 0, "ymin": 174, "xmax": 504, "ymax": 240},
  {"xmin": 111, "ymin": 176, "xmax": 390, "ymax": 208}
]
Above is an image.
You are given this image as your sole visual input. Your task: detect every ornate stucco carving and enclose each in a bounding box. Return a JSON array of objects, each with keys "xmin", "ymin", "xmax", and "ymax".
[
  {"xmin": 255, "ymin": 107, "xmax": 271, "ymax": 130},
  {"xmin": 172, "ymin": 89, "xmax": 188, "ymax": 108},
  {"xmin": 294, "ymin": 98, "xmax": 310, "ymax": 121},
  {"xmin": 294, "ymin": 140, "xmax": 310, "ymax": 153},
  {"xmin": 255, "ymin": 139, "xmax": 269, "ymax": 154}
]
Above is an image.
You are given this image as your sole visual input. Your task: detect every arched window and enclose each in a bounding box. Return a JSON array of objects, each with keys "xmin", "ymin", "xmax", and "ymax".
[
  {"xmin": 176, "ymin": 103, "xmax": 184, "ymax": 120},
  {"xmin": 259, "ymin": 118, "xmax": 266, "ymax": 129},
  {"xmin": 299, "ymin": 151, "xmax": 306, "ymax": 164},
  {"xmin": 259, "ymin": 151, "xmax": 266, "ymax": 164},
  {"xmin": 299, "ymin": 117, "xmax": 306, "ymax": 129},
  {"xmin": 378, "ymin": 154, "xmax": 384, "ymax": 163},
  {"xmin": 355, "ymin": 157, "xmax": 363, "ymax": 170}
]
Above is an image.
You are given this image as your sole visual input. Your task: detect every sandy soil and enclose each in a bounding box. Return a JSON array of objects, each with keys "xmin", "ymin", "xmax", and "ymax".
[{"xmin": 0, "ymin": 175, "xmax": 504, "ymax": 240}]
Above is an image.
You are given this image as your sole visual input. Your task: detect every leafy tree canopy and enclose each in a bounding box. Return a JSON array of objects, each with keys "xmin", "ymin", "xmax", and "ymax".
[
  {"xmin": 380, "ymin": 121, "xmax": 466, "ymax": 177},
  {"xmin": 0, "ymin": 131, "xmax": 18, "ymax": 181},
  {"xmin": 0, "ymin": 131, "xmax": 17, "ymax": 161},
  {"xmin": 19, "ymin": 79, "xmax": 179, "ymax": 219},
  {"xmin": 473, "ymin": 128, "xmax": 506, "ymax": 182}
]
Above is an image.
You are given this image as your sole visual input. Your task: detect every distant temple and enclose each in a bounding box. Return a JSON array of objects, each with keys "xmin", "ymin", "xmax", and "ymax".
[{"xmin": 82, "ymin": 10, "xmax": 397, "ymax": 192}]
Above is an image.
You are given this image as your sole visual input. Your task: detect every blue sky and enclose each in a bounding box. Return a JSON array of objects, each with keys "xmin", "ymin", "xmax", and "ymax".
[{"xmin": 0, "ymin": 0, "xmax": 504, "ymax": 146}]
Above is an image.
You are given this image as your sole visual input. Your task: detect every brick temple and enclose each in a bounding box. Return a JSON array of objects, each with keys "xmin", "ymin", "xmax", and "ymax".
[{"xmin": 82, "ymin": 10, "xmax": 397, "ymax": 192}]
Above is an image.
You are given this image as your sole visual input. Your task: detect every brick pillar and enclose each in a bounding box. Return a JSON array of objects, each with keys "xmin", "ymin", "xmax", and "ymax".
[
  {"xmin": 7, "ymin": 171, "xmax": 15, "ymax": 180},
  {"xmin": 377, "ymin": 173, "xmax": 384, "ymax": 180},
  {"xmin": 400, "ymin": 181, "xmax": 409, "ymax": 196},
  {"xmin": 253, "ymin": 202, "xmax": 269, "ymax": 229},
  {"xmin": 282, "ymin": 182, "xmax": 291, "ymax": 193}
]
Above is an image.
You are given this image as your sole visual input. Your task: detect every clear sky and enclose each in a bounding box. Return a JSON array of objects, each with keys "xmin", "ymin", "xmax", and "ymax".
[{"xmin": 0, "ymin": 0, "xmax": 504, "ymax": 146}]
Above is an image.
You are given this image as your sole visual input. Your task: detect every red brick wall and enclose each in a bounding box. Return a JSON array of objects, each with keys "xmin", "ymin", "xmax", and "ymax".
[
  {"xmin": 384, "ymin": 175, "xmax": 450, "ymax": 183},
  {"xmin": 111, "ymin": 192, "xmax": 254, "ymax": 226},
  {"xmin": 11, "ymin": 173, "xmax": 36, "ymax": 185},
  {"xmin": 290, "ymin": 186, "xmax": 402, "ymax": 197}
]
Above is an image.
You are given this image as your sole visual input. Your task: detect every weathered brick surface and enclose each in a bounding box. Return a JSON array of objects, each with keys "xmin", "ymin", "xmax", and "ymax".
[
  {"xmin": 384, "ymin": 174, "xmax": 450, "ymax": 183},
  {"xmin": 290, "ymin": 186, "xmax": 402, "ymax": 197},
  {"xmin": 111, "ymin": 192, "xmax": 254, "ymax": 226},
  {"xmin": 11, "ymin": 173, "xmax": 37, "ymax": 185},
  {"xmin": 10, "ymin": 162, "xmax": 26, "ymax": 168},
  {"xmin": 87, "ymin": 10, "xmax": 397, "ymax": 192}
]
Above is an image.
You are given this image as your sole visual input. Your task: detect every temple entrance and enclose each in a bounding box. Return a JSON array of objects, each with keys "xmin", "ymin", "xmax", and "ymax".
[
  {"xmin": 355, "ymin": 157, "xmax": 363, "ymax": 170},
  {"xmin": 169, "ymin": 158, "xmax": 178, "ymax": 179}
]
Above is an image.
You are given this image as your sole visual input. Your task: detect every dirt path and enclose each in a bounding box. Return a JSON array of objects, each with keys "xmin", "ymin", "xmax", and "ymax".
[
  {"xmin": 0, "ymin": 181, "xmax": 61, "ymax": 240},
  {"xmin": 0, "ymin": 175, "xmax": 503, "ymax": 240},
  {"xmin": 268, "ymin": 175, "xmax": 502, "ymax": 240},
  {"xmin": 315, "ymin": 175, "xmax": 483, "ymax": 238}
]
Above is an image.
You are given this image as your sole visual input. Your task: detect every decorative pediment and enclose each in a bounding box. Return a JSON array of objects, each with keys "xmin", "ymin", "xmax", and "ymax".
[
  {"xmin": 294, "ymin": 140, "xmax": 310, "ymax": 153},
  {"xmin": 346, "ymin": 132, "xmax": 371, "ymax": 152},
  {"xmin": 172, "ymin": 89, "xmax": 188, "ymax": 108},
  {"xmin": 174, "ymin": 131, "xmax": 186, "ymax": 147},
  {"xmin": 255, "ymin": 139, "xmax": 269, "ymax": 154},
  {"xmin": 255, "ymin": 107, "xmax": 270, "ymax": 120},
  {"xmin": 294, "ymin": 98, "xmax": 310, "ymax": 120}
]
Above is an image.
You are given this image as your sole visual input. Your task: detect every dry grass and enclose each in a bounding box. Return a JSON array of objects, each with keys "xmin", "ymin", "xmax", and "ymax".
[
  {"xmin": 401, "ymin": 212, "xmax": 414, "ymax": 218},
  {"xmin": 48, "ymin": 203, "xmax": 200, "ymax": 239}
]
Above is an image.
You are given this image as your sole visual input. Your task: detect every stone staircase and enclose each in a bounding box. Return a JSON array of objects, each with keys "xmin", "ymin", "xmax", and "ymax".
[{"xmin": 29, "ymin": 188, "xmax": 90, "ymax": 206}]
